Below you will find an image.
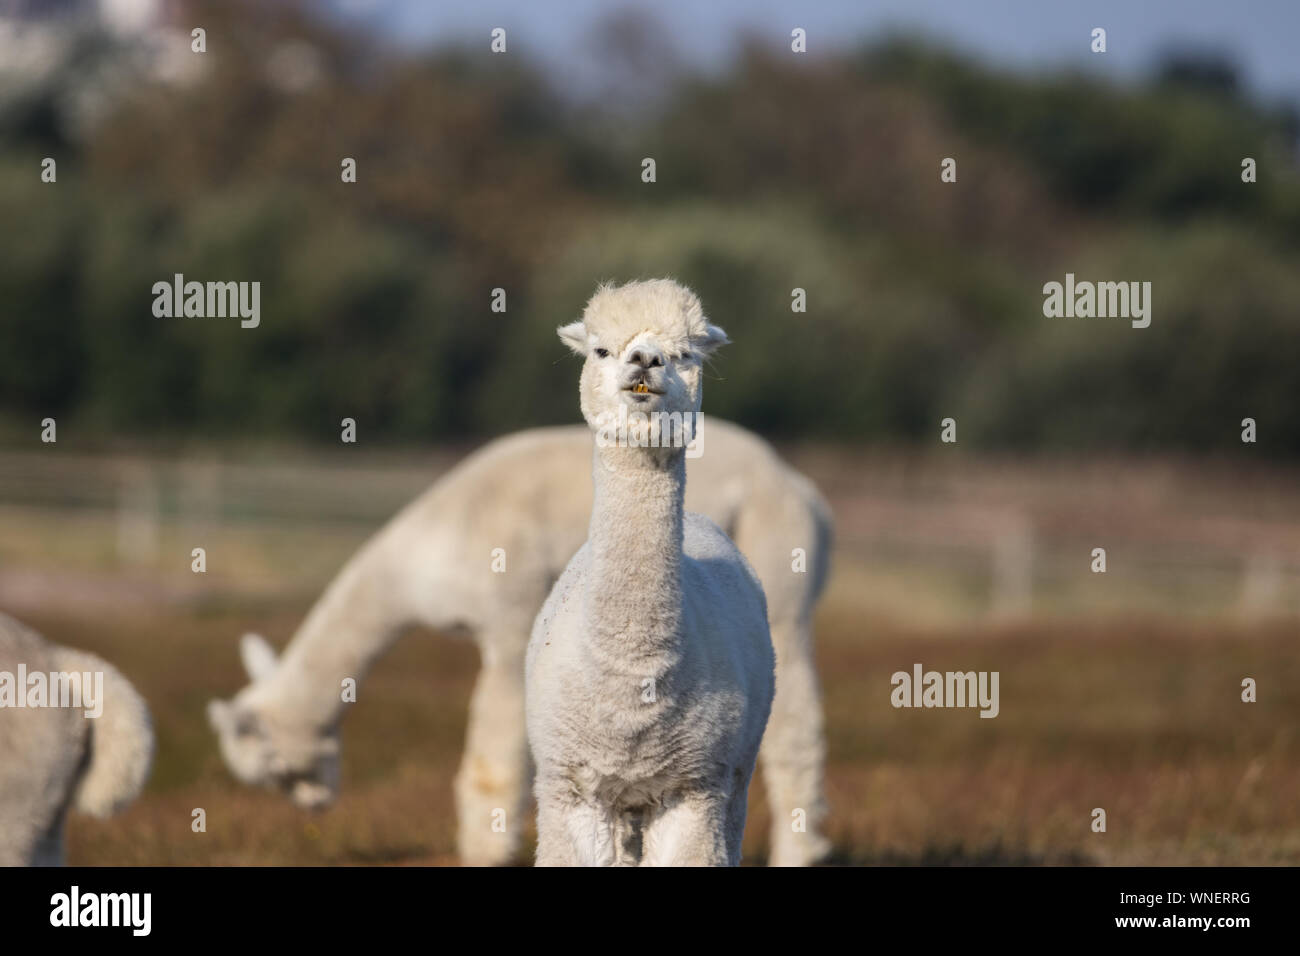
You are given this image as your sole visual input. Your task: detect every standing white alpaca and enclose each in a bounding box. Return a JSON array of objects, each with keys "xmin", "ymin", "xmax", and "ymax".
[
  {"xmin": 527, "ymin": 279, "xmax": 775, "ymax": 866},
  {"xmin": 0, "ymin": 612, "xmax": 153, "ymax": 866},
  {"xmin": 210, "ymin": 428, "xmax": 830, "ymax": 866}
]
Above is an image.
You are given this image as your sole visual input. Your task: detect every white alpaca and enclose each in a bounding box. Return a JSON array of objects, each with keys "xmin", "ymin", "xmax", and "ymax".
[
  {"xmin": 210, "ymin": 424, "xmax": 831, "ymax": 865},
  {"xmin": 526, "ymin": 279, "xmax": 775, "ymax": 866},
  {"xmin": 0, "ymin": 612, "xmax": 153, "ymax": 866}
]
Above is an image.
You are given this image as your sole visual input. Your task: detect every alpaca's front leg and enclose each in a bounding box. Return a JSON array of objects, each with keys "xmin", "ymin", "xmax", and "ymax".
[
  {"xmin": 533, "ymin": 794, "xmax": 577, "ymax": 866},
  {"xmin": 640, "ymin": 794, "xmax": 732, "ymax": 866},
  {"xmin": 534, "ymin": 785, "xmax": 617, "ymax": 866},
  {"xmin": 454, "ymin": 636, "xmax": 529, "ymax": 866},
  {"xmin": 762, "ymin": 616, "xmax": 832, "ymax": 867}
]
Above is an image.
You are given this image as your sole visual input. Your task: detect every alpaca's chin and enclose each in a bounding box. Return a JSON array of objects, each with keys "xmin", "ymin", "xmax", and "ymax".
[
  {"xmin": 617, "ymin": 390, "xmax": 693, "ymax": 416},
  {"xmin": 620, "ymin": 392, "xmax": 662, "ymax": 411}
]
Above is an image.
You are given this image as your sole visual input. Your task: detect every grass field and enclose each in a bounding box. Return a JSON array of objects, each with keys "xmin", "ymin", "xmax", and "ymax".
[
  {"xmin": 4, "ymin": 446, "xmax": 1300, "ymax": 865},
  {"xmin": 29, "ymin": 605, "xmax": 1300, "ymax": 866}
]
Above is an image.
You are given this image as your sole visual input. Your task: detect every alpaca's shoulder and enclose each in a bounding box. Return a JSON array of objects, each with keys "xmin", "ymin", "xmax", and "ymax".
[
  {"xmin": 391, "ymin": 426, "xmax": 592, "ymax": 548},
  {"xmin": 455, "ymin": 426, "xmax": 590, "ymax": 476},
  {"xmin": 682, "ymin": 511, "xmax": 742, "ymax": 560},
  {"xmin": 683, "ymin": 513, "xmax": 766, "ymax": 607},
  {"xmin": 414, "ymin": 426, "xmax": 589, "ymax": 506}
]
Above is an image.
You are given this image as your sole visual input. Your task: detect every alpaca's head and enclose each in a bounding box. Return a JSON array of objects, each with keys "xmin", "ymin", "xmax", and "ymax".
[
  {"xmin": 207, "ymin": 633, "xmax": 340, "ymax": 810},
  {"xmin": 558, "ymin": 279, "xmax": 728, "ymax": 434}
]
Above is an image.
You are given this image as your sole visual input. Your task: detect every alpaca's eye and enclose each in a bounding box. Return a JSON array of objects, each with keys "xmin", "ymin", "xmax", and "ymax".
[
  {"xmin": 593, "ymin": 348, "xmax": 610, "ymax": 359},
  {"xmin": 680, "ymin": 351, "xmax": 693, "ymax": 362}
]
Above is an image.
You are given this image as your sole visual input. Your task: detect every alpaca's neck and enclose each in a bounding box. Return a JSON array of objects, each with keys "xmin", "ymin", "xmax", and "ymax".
[
  {"xmin": 263, "ymin": 538, "xmax": 412, "ymax": 730},
  {"xmin": 584, "ymin": 442, "xmax": 686, "ymax": 662}
]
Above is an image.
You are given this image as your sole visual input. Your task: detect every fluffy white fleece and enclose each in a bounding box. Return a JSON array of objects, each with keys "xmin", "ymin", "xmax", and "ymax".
[
  {"xmin": 526, "ymin": 279, "xmax": 775, "ymax": 866},
  {"xmin": 0, "ymin": 612, "xmax": 153, "ymax": 866}
]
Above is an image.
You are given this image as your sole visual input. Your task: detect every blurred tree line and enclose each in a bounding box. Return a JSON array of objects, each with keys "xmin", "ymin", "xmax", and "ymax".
[{"xmin": 2, "ymin": 1, "xmax": 1298, "ymax": 454}]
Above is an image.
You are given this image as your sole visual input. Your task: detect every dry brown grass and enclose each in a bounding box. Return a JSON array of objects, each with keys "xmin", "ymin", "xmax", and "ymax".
[{"xmin": 30, "ymin": 603, "xmax": 1299, "ymax": 867}]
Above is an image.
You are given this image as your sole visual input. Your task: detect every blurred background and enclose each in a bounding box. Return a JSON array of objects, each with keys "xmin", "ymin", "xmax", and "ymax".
[{"xmin": 1, "ymin": 0, "xmax": 1298, "ymax": 864}]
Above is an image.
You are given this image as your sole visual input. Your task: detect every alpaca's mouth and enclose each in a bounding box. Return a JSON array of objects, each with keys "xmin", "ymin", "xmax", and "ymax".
[{"xmin": 624, "ymin": 383, "xmax": 663, "ymax": 395}]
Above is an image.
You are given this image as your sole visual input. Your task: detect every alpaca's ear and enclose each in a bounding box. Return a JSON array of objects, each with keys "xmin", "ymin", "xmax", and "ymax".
[
  {"xmin": 239, "ymin": 633, "xmax": 278, "ymax": 683},
  {"xmin": 557, "ymin": 321, "xmax": 589, "ymax": 356},
  {"xmin": 694, "ymin": 323, "xmax": 730, "ymax": 357}
]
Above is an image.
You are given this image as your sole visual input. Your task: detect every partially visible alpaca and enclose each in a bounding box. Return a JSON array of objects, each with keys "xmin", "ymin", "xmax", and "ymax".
[
  {"xmin": 0, "ymin": 612, "xmax": 153, "ymax": 866},
  {"xmin": 527, "ymin": 279, "xmax": 775, "ymax": 866}
]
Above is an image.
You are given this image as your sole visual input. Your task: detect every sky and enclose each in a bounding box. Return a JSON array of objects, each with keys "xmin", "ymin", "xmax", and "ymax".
[{"xmin": 328, "ymin": 0, "xmax": 1300, "ymax": 106}]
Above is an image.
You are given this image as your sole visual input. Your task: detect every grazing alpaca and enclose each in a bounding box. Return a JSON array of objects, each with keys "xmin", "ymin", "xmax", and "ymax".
[
  {"xmin": 210, "ymin": 432, "xmax": 830, "ymax": 867},
  {"xmin": 0, "ymin": 612, "xmax": 153, "ymax": 866},
  {"xmin": 526, "ymin": 279, "xmax": 775, "ymax": 866}
]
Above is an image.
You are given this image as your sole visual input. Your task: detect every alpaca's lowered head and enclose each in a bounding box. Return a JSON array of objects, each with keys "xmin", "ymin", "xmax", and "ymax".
[
  {"xmin": 558, "ymin": 279, "xmax": 728, "ymax": 442},
  {"xmin": 207, "ymin": 633, "xmax": 340, "ymax": 810}
]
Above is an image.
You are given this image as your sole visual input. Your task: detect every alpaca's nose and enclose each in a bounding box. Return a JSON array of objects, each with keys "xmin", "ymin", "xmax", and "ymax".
[{"xmin": 627, "ymin": 347, "xmax": 664, "ymax": 369}]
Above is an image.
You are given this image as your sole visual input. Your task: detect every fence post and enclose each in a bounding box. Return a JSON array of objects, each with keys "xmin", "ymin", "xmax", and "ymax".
[
  {"xmin": 116, "ymin": 463, "xmax": 160, "ymax": 566},
  {"xmin": 990, "ymin": 511, "xmax": 1033, "ymax": 618},
  {"xmin": 1238, "ymin": 552, "xmax": 1282, "ymax": 618}
]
